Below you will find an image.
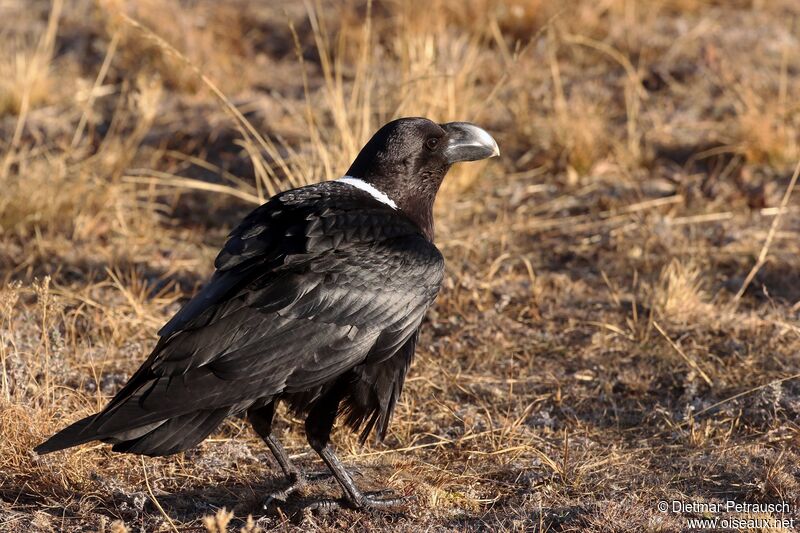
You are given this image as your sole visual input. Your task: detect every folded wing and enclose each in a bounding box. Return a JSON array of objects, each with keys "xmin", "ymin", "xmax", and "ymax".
[{"xmin": 36, "ymin": 182, "xmax": 443, "ymax": 454}]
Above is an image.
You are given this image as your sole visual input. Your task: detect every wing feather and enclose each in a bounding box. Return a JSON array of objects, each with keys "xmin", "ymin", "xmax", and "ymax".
[{"xmin": 83, "ymin": 182, "xmax": 443, "ymax": 439}]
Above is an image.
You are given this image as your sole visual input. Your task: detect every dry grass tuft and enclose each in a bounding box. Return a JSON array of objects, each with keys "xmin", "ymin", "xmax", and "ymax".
[
  {"xmin": 0, "ymin": 0, "xmax": 62, "ymax": 118},
  {"xmin": 549, "ymin": 91, "xmax": 612, "ymax": 176},
  {"xmin": 203, "ymin": 507, "xmax": 234, "ymax": 533},
  {"xmin": 108, "ymin": 520, "xmax": 129, "ymax": 533},
  {"xmin": 736, "ymin": 89, "xmax": 799, "ymax": 167},
  {"xmin": 653, "ymin": 259, "xmax": 710, "ymax": 324},
  {"xmin": 239, "ymin": 514, "xmax": 264, "ymax": 533}
]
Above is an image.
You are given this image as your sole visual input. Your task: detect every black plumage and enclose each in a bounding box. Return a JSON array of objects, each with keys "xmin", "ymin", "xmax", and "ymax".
[{"xmin": 36, "ymin": 117, "xmax": 499, "ymax": 511}]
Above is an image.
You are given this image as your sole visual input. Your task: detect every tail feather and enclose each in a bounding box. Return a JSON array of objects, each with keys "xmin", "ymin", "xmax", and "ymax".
[
  {"xmin": 35, "ymin": 407, "xmax": 239, "ymax": 457},
  {"xmin": 34, "ymin": 414, "xmax": 100, "ymax": 454},
  {"xmin": 110, "ymin": 408, "xmax": 231, "ymax": 456}
]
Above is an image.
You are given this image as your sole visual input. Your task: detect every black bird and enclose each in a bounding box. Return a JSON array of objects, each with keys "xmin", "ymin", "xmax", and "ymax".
[{"xmin": 35, "ymin": 117, "xmax": 499, "ymax": 511}]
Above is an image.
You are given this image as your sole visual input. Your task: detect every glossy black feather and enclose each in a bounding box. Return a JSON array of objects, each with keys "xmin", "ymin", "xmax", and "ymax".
[{"xmin": 35, "ymin": 181, "xmax": 444, "ymax": 455}]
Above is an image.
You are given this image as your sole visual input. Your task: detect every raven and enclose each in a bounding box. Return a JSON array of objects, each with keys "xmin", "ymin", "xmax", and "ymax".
[{"xmin": 36, "ymin": 117, "xmax": 499, "ymax": 511}]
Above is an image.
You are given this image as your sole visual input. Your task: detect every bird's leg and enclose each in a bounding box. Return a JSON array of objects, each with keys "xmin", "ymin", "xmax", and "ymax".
[
  {"xmin": 261, "ymin": 433, "xmax": 306, "ymax": 502},
  {"xmin": 249, "ymin": 404, "xmax": 329, "ymax": 507},
  {"xmin": 306, "ymin": 444, "xmax": 406, "ymax": 512},
  {"xmin": 303, "ymin": 392, "xmax": 407, "ymax": 512}
]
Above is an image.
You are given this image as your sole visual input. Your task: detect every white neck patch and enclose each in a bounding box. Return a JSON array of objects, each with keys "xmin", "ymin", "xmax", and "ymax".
[{"xmin": 337, "ymin": 176, "xmax": 397, "ymax": 209}]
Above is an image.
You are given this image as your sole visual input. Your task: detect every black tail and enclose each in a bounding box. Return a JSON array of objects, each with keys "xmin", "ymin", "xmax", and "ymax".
[
  {"xmin": 34, "ymin": 414, "xmax": 99, "ymax": 454},
  {"xmin": 108, "ymin": 408, "xmax": 231, "ymax": 456},
  {"xmin": 34, "ymin": 408, "xmax": 232, "ymax": 457}
]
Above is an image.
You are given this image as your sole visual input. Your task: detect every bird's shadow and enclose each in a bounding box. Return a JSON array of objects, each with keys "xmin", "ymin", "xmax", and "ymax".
[
  {"xmin": 144, "ymin": 470, "xmax": 410, "ymax": 527},
  {"xmin": 147, "ymin": 475, "xmax": 308, "ymax": 523}
]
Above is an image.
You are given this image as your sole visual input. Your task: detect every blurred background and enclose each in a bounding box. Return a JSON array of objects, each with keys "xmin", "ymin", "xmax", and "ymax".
[{"xmin": 1, "ymin": 0, "xmax": 799, "ymax": 531}]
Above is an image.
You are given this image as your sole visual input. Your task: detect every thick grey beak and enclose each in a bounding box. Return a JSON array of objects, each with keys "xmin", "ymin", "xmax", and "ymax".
[{"xmin": 441, "ymin": 122, "xmax": 500, "ymax": 164}]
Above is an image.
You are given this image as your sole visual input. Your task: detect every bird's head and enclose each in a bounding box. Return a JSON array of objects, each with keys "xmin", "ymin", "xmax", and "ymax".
[{"xmin": 345, "ymin": 117, "xmax": 499, "ymax": 239}]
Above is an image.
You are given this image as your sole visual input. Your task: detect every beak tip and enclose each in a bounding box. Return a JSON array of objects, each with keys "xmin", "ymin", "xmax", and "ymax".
[
  {"xmin": 486, "ymin": 136, "xmax": 500, "ymax": 159},
  {"xmin": 442, "ymin": 122, "xmax": 500, "ymax": 163}
]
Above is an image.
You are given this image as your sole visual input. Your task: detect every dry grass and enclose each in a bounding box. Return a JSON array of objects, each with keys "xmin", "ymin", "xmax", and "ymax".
[{"xmin": 2, "ymin": 0, "xmax": 800, "ymax": 531}]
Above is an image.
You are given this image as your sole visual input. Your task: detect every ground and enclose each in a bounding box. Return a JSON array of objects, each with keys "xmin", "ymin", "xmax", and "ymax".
[{"xmin": 1, "ymin": 0, "xmax": 800, "ymax": 531}]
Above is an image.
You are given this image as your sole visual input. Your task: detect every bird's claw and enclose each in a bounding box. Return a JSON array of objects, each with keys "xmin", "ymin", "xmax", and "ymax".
[
  {"xmin": 262, "ymin": 471, "xmax": 333, "ymax": 509},
  {"xmin": 357, "ymin": 490, "xmax": 409, "ymax": 509},
  {"xmin": 301, "ymin": 490, "xmax": 410, "ymax": 514},
  {"xmin": 262, "ymin": 474, "xmax": 306, "ymax": 509},
  {"xmin": 303, "ymin": 498, "xmax": 342, "ymax": 514}
]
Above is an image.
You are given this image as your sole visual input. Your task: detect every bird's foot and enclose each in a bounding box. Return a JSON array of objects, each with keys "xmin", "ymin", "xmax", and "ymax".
[
  {"xmin": 262, "ymin": 471, "xmax": 332, "ymax": 509},
  {"xmin": 303, "ymin": 490, "xmax": 411, "ymax": 514}
]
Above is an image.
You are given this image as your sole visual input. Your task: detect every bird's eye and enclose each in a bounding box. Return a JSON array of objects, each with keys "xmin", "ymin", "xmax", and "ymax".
[{"xmin": 425, "ymin": 137, "xmax": 440, "ymax": 151}]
